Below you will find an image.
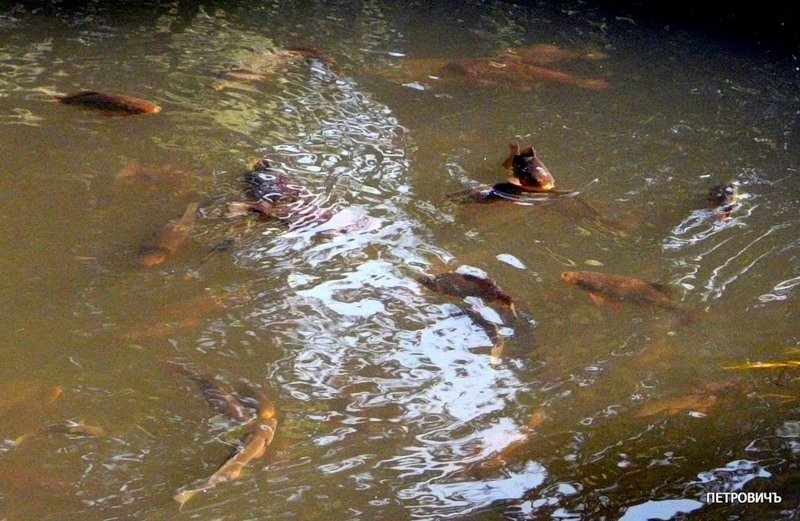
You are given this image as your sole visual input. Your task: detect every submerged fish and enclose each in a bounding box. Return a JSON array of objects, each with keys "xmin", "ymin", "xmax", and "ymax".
[
  {"xmin": 438, "ymin": 58, "xmax": 610, "ymax": 91},
  {"xmin": 48, "ymin": 421, "xmax": 105, "ymax": 437},
  {"xmin": 140, "ymin": 201, "xmax": 199, "ymax": 266},
  {"xmin": 418, "ymin": 272, "xmax": 516, "ymax": 315},
  {"xmin": 165, "ymin": 361, "xmax": 255, "ymax": 424},
  {"xmin": 497, "ymin": 43, "xmax": 606, "ymax": 65},
  {"xmin": 55, "ymin": 91, "xmax": 161, "ymax": 115},
  {"xmin": 560, "ymin": 271, "xmax": 699, "ymax": 320},
  {"xmin": 635, "ymin": 381, "xmax": 746, "ymax": 417},
  {"xmin": 173, "ymin": 418, "xmax": 278, "ymax": 508},
  {"xmin": 212, "ymin": 47, "xmax": 338, "ymax": 91}
]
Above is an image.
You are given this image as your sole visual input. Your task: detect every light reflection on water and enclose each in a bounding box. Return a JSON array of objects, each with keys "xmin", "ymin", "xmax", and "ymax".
[{"xmin": 0, "ymin": 1, "xmax": 798, "ymax": 520}]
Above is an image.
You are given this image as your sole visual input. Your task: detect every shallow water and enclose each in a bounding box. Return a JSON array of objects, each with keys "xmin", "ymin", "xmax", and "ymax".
[{"xmin": 0, "ymin": 1, "xmax": 798, "ymax": 519}]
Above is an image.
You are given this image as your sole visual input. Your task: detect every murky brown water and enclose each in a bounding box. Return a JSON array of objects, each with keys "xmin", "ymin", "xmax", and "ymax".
[{"xmin": 1, "ymin": 1, "xmax": 798, "ymax": 519}]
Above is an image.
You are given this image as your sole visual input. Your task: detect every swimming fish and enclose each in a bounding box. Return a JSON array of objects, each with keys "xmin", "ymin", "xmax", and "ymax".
[
  {"xmin": 418, "ymin": 272, "xmax": 516, "ymax": 315},
  {"xmin": 55, "ymin": 91, "xmax": 161, "ymax": 115},
  {"xmin": 502, "ymin": 141, "xmax": 556, "ymax": 191},
  {"xmin": 173, "ymin": 418, "xmax": 278, "ymax": 508},
  {"xmin": 212, "ymin": 47, "xmax": 338, "ymax": 91},
  {"xmin": 48, "ymin": 421, "xmax": 105, "ymax": 437},
  {"xmin": 140, "ymin": 201, "xmax": 199, "ymax": 266},
  {"xmin": 497, "ymin": 43, "xmax": 607, "ymax": 65},
  {"xmin": 165, "ymin": 361, "xmax": 255, "ymax": 424},
  {"xmin": 560, "ymin": 271, "xmax": 699, "ymax": 321}
]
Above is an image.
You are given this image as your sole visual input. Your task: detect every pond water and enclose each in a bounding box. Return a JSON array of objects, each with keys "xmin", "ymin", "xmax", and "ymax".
[{"xmin": 1, "ymin": 1, "xmax": 798, "ymax": 519}]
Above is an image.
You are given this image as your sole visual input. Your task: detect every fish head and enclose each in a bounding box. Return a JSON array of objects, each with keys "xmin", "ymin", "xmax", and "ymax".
[
  {"xmin": 511, "ymin": 148, "xmax": 555, "ymax": 191},
  {"xmin": 560, "ymin": 271, "xmax": 579, "ymax": 284},
  {"xmin": 707, "ymin": 182, "xmax": 738, "ymax": 208}
]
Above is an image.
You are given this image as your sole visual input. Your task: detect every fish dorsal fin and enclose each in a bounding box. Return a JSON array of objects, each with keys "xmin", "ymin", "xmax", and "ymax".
[{"xmin": 520, "ymin": 146, "xmax": 535, "ymax": 157}]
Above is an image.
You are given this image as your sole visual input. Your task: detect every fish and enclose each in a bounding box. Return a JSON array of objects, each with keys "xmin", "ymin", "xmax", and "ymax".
[
  {"xmin": 139, "ymin": 201, "xmax": 199, "ymax": 266},
  {"xmin": 418, "ymin": 272, "xmax": 516, "ymax": 315},
  {"xmin": 224, "ymin": 200, "xmax": 277, "ymax": 219},
  {"xmin": 497, "ymin": 43, "xmax": 607, "ymax": 65},
  {"xmin": 635, "ymin": 381, "xmax": 745, "ymax": 417},
  {"xmin": 502, "ymin": 141, "xmax": 556, "ymax": 191},
  {"xmin": 707, "ymin": 181, "xmax": 739, "ymax": 219},
  {"xmin": 55, "ymin": 91, "xmax": 161, "ymax": 115},
  {"xmin": 438, "ymin": 58, "xmax": 610, "ymax": 91},
  {"xmin": 174, "ymin": 418, "xmax": 277, "ymax": 508},
  {"xmin": 165, "ymin": 361, "xmax": 255, "ymax": 424},
  {"xmin": 560, "ymin": 271, "xmax": 700, "ymax": 321},
  {"xmin": 212, "ymin": 47, "xmax": 338, "ymax": 91},
  {"xmin": 115, "ymin": 160, "xmax": 195, "ymax": 196},
  {"xmin": 126, "ymin": 287, "xmax": 252, "ymax": 340},
  {"xmin": 0, "ymin": 383, "xmax": 63, "ymax": 418},
  {"xmin": 48, "ymin": 421, "xmax": 105, "ymax": 437}
]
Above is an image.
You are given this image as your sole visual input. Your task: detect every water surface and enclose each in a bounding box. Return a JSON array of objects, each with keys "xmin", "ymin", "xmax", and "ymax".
[{"xmin": 0, "ymin": 1, "xmax": 798, "ymax": 519}]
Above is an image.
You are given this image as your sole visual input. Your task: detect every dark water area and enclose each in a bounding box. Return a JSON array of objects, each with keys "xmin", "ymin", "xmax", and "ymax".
[{"xmin": 0, "ymin": 1, "xmax": 799, "ymax": 520}]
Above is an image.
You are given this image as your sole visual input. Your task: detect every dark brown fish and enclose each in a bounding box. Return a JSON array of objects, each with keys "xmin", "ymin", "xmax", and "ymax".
[
  {"xmin": 56, "ymin": 91, "xmax": 161, "ymax": 115},
  {"xmin": 502, "ymin": 141, "xmax": 556, "ymax": 191},
  {"xmin": 707, "ymin": 181, "xmax": 739, "ymax": 219},
  {"xmin": 140, "ymin": 201, "xmax": 199, "ymax": 266},
  {"xmin": 560, "ymin": 271, "xmax": 698, "ymax": 319},
  {"xmin": 165, "ymin": 361, "xmax": 254, "ymax": 424},
  {"xmin": 635, "ymin": 381, "xmax": 746, "ymax": 417},
  {"xmin": 418, "ymin": 272, "xmax": 516, "ymax": 314}
]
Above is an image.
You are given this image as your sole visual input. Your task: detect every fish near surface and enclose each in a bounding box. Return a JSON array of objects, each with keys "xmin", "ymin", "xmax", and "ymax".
[
  {"xmin": 440, "ymin": 58, "xmax": 610, "ymax": 92},
  {"xmin": 502, "ymin": 141, "xmax": 556, "ymax": 191},
  {"xmin": 561, "ymin": 271, "xmax": 700, "ymax": 321},
  {"xmin": 707, "ymin": 181, "xmax": 739, "ymax": 219},
  {"xmin": 173, "ymin": 418, "xmax": 278, "ymax": 508},
  {"xmin": 212, "ymin": 47, "xmax": 339, "ymax": 91},
  {"xmin": 55, "ymin": 91, "xmax": 161, "ymax": 115},
  {"xmin": 140, "ymin": 201, "xmax": 199, "ymax": 266},
  {"xmin": 418, "ymin": 272, "xmax": 516, "ymax": 315},
  {"xmin": 165, "ymin": 361, "xmax": 254, "ymax": 424},
  {"xmin": 497, "ymin": 43, "xmax": 607, "ymax": 65}
]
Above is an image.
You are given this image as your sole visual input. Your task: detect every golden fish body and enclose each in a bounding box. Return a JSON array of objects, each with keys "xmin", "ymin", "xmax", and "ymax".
[
  {"xmin": 560, "ymin": 271, "xmax": 686, "ymax": 312},
  {"xmin": 140, "ymin": 201, "xmax": 199, "ymax": 266}
]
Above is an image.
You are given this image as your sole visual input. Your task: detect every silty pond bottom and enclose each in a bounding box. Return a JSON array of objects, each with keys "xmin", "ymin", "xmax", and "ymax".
[{"xmin": 0, "ymin": 1, "xmax": 798, "ymax": 519}]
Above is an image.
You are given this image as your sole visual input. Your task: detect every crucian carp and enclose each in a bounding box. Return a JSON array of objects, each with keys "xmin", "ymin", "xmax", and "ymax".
[
  {"xmin": 167, "ymin": 361, "xmax": 278, "ymax": 508},
  {"xmin": 173, "ymin": 418, "xmax": 277, "ymax": 508},
  {"xmin": 418, "ymin": 271, "xmax": 517, "ymax": 316},
  {"xmin": 139, "ymin": 201, "xmax": 199, "ymax": 267},
  {"xmin": 560, "ymin": 270, "xmax": 701, "ymax": 321},
  {"xmin": 386, "ymin": 42, "xmax": 609, "ymax": 92},
  {"xmin": 502, "ymin": 141, "xmax": 556, "ymax": 192},
  {"xmin": 55, "ymin": 91, "xmax": 161, "ymax": 115}
]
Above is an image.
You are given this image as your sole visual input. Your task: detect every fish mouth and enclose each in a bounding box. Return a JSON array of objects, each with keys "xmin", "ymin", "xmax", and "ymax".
[{"xmin": 560, "ymin": 271, "xmax": 575, "ymax": 282}]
